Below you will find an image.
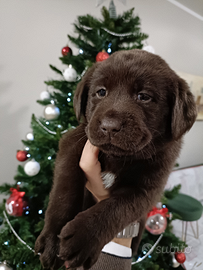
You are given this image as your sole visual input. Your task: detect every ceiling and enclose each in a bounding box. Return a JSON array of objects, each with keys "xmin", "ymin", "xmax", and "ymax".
[{"xmin": 175, "ymin": 0, "xmax": 203, "ymax": 17}]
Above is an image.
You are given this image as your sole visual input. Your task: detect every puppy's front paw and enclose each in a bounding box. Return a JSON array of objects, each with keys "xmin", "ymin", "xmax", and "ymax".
[
  {"xmin": 59, "ymin": 213, "xmax": 104, "ymax": 269},
  {"xmin": 35, "ymin": 230, "xmax": 64, "ymax": 270}
]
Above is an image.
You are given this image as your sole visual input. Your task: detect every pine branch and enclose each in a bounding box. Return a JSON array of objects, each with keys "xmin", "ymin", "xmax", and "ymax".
[{"xmin": 49, "ymin": 65, "xmax": 62, "ymax": 75}]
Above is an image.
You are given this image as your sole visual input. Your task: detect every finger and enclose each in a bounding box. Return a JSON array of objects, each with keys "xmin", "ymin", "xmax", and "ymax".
[
  {"xmin": 86, "ymin": 180, "xmax": 109, "ymax": 202},
  {"xmin": 79, "ymin": 140, "xmax": 100, "ymax": 171},
  {"xmin": 64, "ymin": 261, "xmax": 70, "ymax": 269}
]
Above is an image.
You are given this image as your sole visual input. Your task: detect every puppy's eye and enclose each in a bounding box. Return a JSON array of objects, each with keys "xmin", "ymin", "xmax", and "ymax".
[
  {"xmin": 96, "ymin": 89, "xmax": 106, "ymax": 98},
  {"xmin": 137, "ymin": 93, "xmax": 152, "ymax": 102}
]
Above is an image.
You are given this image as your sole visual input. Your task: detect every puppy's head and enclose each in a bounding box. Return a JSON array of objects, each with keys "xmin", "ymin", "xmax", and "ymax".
[{"xmin": 74, "ymin": 49, "xmax": 197, "ymax": 157}]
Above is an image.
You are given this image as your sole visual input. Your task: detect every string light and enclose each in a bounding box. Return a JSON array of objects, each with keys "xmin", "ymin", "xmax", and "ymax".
[
  {"xmin": 82, "ymin": 25, "xmax": 135, "ymax": 37},
  {"xmin": 131, "ymin": 234, "xmax": 163, "ymax": 265},
  {"xmin": 35, "ymin": 118, "xmax": 69, "ymax": 135},
  {"xmin": 3, "ymin": 209, "xmax": 162, "ymax": 264}
]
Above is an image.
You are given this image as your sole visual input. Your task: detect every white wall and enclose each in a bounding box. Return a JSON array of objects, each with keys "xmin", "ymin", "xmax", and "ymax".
[{"xmin": 0, "ymin": 0, "xmax": 203, "ymax": 195}]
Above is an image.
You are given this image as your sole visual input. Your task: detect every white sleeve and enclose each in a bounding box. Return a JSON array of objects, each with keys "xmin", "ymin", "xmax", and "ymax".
[{"xmin": 102, "ymin": 241, "xmax": 132, "ymax": 258}]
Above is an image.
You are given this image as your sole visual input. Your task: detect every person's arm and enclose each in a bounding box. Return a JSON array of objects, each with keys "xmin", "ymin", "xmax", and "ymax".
[{"xmin": 65, "ymin": 140, "xmax": 132, "ymax": 269}]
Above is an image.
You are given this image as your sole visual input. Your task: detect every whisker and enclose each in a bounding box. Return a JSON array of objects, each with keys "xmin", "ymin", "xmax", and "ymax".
[
  {"xmin": 72, "ymin": 131, "xmax": 86, "ymax": 137},
  {"xmin": 140, "ymin": 149, "xmax": 145, "ymax": 160},
  {"xmin": 74, "ymin": 134, "xmax": 87, "ymax": 145},
  {"xmin": 149, "ymin": 141, "xmax": 156, "ymax": 156},
  {"xmin": 148, "ymin": 127, "xmax": 163, "ymax": 138}
]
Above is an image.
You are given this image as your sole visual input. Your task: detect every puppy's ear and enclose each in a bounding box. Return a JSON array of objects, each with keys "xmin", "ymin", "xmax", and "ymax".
[
  {"xmin": 73, "ymin": 64, "xmax": 97, "ymax": 122},
  {"xmin": 171, "ymin": 78, "xmax": 197, "ymax": 140}
]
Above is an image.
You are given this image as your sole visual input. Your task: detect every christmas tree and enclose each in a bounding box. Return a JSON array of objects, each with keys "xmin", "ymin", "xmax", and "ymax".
[{"xmin": 0, "ymin": 4, "xmax": 185, "ymax": 270}]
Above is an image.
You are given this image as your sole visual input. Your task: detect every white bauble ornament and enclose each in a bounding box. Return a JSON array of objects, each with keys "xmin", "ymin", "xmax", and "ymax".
[
  {"xmin": 40, "ymin": 91, "xmax": 50, "ymax": 100},
  {"xmin": 26, "ymin": 131, "xmax": 34, "ymax": 141},
  {"xmin": 172, "ymin": 256, "xmax": 180, "ymax": 268},
  {"xmin": 44, "ymin": 104, "xmax": 60, "ymax": 120},
  {"xmin": 63, "ymin": 65, "xmax": 77, "ymax": 82},
  {"xmin": 24, "ymin": 159, "xmax": 40, "ymax": 176},
  {"xmin": 5, "ymin": 201, "xmax": 13, "ymax": 215},
  {"xmin": 0, "ymin": 261, "xmax": 13, "ymax": 270},
  {"xmin": 143, "ymin": 45, "xmax": 155, "ymax": 54}
]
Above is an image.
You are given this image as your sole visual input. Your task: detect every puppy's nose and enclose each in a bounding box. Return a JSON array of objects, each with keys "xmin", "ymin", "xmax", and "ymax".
[{"xmin": 100, "ymin": 118, "xmax": 121, "ymax": 136}]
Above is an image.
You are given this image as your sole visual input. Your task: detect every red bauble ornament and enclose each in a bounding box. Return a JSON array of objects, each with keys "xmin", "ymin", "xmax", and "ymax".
[
  {"xmin": 5, "ymin": 188, "xmax": 28, "ymax": 216},
  {"xmin": 61, "ymin": 46, "xmax": 72, "ymax": 56},
  {"xmin": 96, "ymin": 50, "xmax": 109, "ymax": 62},
  {"xmin": 175, "ymin": 252, "xmax": 186, "ymax": 264},
  {"xmin": 16, "ymin": 150, "xmax": 28, "ymax": 162}
]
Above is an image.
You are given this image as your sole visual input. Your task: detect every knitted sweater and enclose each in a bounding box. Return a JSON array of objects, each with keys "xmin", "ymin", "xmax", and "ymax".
[{"xmin": 77, "ymin": 252, "xmax": 132, "ymax": 270}]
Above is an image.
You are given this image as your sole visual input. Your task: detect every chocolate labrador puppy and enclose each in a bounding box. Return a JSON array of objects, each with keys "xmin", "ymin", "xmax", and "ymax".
[{"xmin": 35, "ymin": 49, "xmax": 197, "ymax": 269}]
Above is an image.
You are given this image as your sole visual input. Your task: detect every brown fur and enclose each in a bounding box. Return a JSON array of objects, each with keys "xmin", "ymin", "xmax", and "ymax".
[{"xmin": 35, "ymin": 49, "xmax": 197, "ymax": 270}]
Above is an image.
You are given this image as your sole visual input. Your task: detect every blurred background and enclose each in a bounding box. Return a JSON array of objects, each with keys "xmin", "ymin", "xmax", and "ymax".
[{"xmin": 0, "ymin": 0, "xmax": 203, "ymax": 195}]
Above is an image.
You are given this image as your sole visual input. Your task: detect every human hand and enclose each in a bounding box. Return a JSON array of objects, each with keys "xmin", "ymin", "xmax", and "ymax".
[
  {"xmin": 79, "ymin": 139, "xmax": 109, "ymax": 202},
  {"xmin": 79, "ymin": 140, "xmax": 132, "ymax": 248},
  {"xmin": 63, "ymin": 140, "xmax": 131, "ymax": 269}
]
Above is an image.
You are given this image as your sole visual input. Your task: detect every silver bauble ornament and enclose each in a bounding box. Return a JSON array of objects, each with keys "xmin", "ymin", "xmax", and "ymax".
[
  {"xmin": 63, "ymin": 65, "xmax": 77, "ymax": 82},
  {"xmin": 44, "ymin": 104, "xmax": 60, "ymax": 120},
  {"xmin": 40, "ymin": 91, "xmax": 50, "ymax": 100},
  {"xmin": 0, "ymin": 261, "xmax": 13, "ymax": 270},
  {"xmin": 26, "ymin": 131, "xmax": 34, "ymax": 141},
  {"xmin": 145, "ymin": 214, "xmax": 167, "ymax": 235},
  {"xmin": 172, "ymin": 256, "xmax": 180, "ymax": 268},
  {"xmin": 156, "ymin": 202, "xmax": 163, "ymax": 209},
  {"xmin": 143, "ymin": 45, "xmax": 155, "ymax": 54},
  {"xmin": 24, "ymin": 159, "xmax": 40, "ymax": 176}
]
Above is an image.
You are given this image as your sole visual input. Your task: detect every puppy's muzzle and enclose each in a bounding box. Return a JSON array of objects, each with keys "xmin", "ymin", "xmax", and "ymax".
[{"xmin": 100, "ymin": 117, "xmax": 122, "ymax": 138}]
